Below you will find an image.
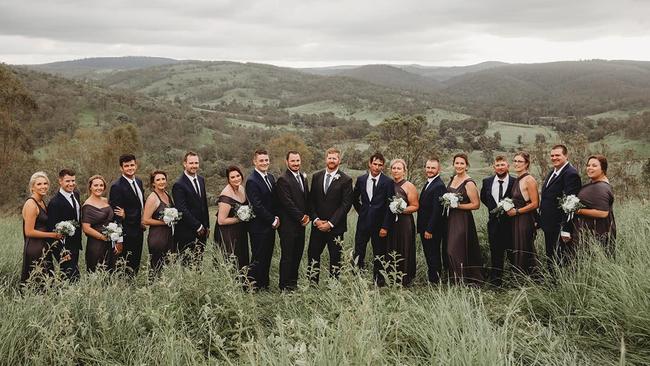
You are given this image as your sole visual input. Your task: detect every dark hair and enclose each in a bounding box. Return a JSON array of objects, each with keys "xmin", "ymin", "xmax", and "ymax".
[
  {"xmin": 149, "ymin": 170, "xmax": 167, "ymax": 189},
  {"xmin": 58, "ymin": 168, "xmax": 75, "ymax": 178},
  {"xmin": 119, "ymin": 154, "xmax": 137, "ymax": 167},
  {"xmin": 368, "ymin": 152, "xmax": 385, "ymax": 164},
  {"xmin": 587, "ymin": 154, "xmax": 608, "ymax": 175},
  {"xmin": 253, "ymin": 149, "xmax": 269, "ymax": 159},
  {"xmin": 453, "ymin": 153, "xmax": 470, "ymax": 168},
  {"xmin": 184, "ymin": 151, "xmax": 199, "ymax": 162},
  {"xmin": 87, "ymin": 175, "xmax": 107, "ymax": 190},
  {"xmin": 494, "ymin": 155, "xmax": 506, "ymax": 163},
  {"xmin": 226, "ymin": 165, "xmax": 244, "ymax": 183},
  {"xmin": 286, "ymin": 150, "xmax": 300, "ymax": 160},
  {"xmin": 551, "ymin": 144, "xmax": 568, "ymax": 156},
  {"xmin": 514, "ymin": 151, "xmax": 531, "ymax": 170}
]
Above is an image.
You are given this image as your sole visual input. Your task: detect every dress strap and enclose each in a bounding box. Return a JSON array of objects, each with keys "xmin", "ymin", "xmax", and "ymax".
[
  {"xmin": 517, "ymin": 173, "xmax": 530, "ymax": 181},
  {"xmin": 28, "ymin": 197, "xmax": 46, "ymax": 213}
]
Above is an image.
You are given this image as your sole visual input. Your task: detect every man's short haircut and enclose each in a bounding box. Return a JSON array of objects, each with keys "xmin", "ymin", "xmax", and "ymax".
[
  {"xmin": 368, "ymin": 152, "xmax": 385, "ymax": 164},
  {"xmin": 254, "ymin": 149, "xmax": 269, "ymax": 159},
  {"xmin": 58, "ymin": 169, "xmax": 75, "ymax": 178},
  {"xmin": 119, "ymin": 154, "xmax": 136, "ymax": 167},
  {"xmin": 427, "ymin": 156, "xmax": 440, "ymax": 165},
  {"xmin": 184, "ymin": 151, "xmax": 199, "ymax": 162},
  {"xmin": 494, "ymin": 155, "xmax": 507, "ymax": 163},
  {"xmin": 551, "ymin": 144, "xmax": 568, "ymax": 156},
  {"xmin": 286, "ymin": 150, "xmax": 300, "ymax": 160},
  {"xmin": 326, "ymin": 147, "xmax": 341, "ymax": 157}
]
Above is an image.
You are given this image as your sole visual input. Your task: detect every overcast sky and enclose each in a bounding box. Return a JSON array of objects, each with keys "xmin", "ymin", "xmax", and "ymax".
[{"xmin": 1, "ymin": 0, "xmax": 649, "ymax": 67}]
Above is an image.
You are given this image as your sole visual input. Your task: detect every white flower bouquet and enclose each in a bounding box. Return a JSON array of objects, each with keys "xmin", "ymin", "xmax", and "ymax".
[
  {"xmin": 558, "ymin": 194, "xmax": 584, "ymax": 221},
  {"xmin": 389, "ymin": 196, "xmax": 407, "ymax": 214},
  {"xmin": 54, "ymin": 220, "xmax": 78, "ymax": 262},
  {"xmin": 440, "ymin": 193, "xmax": 463, "ymax": 216},
  {"xmin": 159, "ymin": 207, "xmax": 181, "ymax": 234},
  {"xmin": 490, "ymin": 198, "xmax": 515, "ymax": 218},
  {"xmin": 235, "ymin": 204, "xmax": 255, "ymax": 222},
  {"xmin": 102, "ymin": 222, "xmax": 124, "ymax": 248}
]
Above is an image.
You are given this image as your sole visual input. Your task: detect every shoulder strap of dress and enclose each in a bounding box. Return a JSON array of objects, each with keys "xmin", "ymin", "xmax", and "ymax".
[
  {"xmin": 28, "ymin": 197, "xmax": 45, "ymax": 212},
  {"xmin": 518, "ymin": 173, "xmax": 530, "ymax": 180}
]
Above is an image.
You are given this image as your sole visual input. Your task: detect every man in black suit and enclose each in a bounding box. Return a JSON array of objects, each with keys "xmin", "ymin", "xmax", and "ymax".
[
  {"xmin": 352, "ymin": 152, "xmax": 392, "ymax": 285},
  {"xmin": 245, "ymin": 149, "xmax": 280, "ymax": 290},
  {"xmin": 539, "ymin": 144, "xmax": 582, "ymax": 269},
  {"xmin": 172, "ymin": 151, "xmax": 210, "ymax": 266},
  {"xmin": 307, "ymin": 147, "xmax": 353, "ymax": 284},
  {"xmin": 417, "ymin": 158, "xmax": 448, "ymax": 283},
  {"xmin": 276, "ymin": 150, "xmax": 310, "ymax": 291},
  {"xmin": 109, "ymin": 154, "xmax": 146, "ymax": 276},
  {"xmin": 480, "ymin": 156, "xmax": 516, "ymax": 286},
  {"xmin": 46, "ymin": 168, "xmax": 82, "ymax": 281}
]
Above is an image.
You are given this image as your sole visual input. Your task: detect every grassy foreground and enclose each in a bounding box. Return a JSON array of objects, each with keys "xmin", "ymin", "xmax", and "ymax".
[{"xmin": 0, "ymin": 202, "xmax": 648, "ymax": 365}]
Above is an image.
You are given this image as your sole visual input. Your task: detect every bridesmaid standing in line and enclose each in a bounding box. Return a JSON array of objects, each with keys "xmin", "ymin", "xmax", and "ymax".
[
  {"xmin": 82, "ymin": 175, "xmax": 123, "ymax": 272},
  {"xmin": 506, "ymin": 152, "xmax": 540, "ymax": 276},
  {"xmin": 142, "ymin": 170, "xmax": 176, "ymax": 277},
  {"xmin": 21, "ymin": 172, "xmax": 63, "ymax": 284},
  {"xmin": 380, "ymin": 159, "xmax": 419, "ymax": 286},
  {"xmin": 214, "ymin": 166, "xmax": 250, "ymax": 271},
  {"xmin": 445, "ymin": 153, "xmax": 484, "ymax": 284}
]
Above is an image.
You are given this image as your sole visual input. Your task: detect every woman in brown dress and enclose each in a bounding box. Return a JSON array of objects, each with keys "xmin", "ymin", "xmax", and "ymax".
[
  {"xmin": 142, "ymin": 170, "xmax": 176, "ymax": 276},
  {"xmin": 506, "ymin": 152, "xmax": 539, "ymax": 276},
  {"xmin": 214, "ymin": 166, "xmax": 250, "ymax": 270},
  {"xmin": 21, "ymin": 172, "xmax": 63, "ymax": 284},
  {"xmin": 82, "ymin": 175, "xmax": 123, "ymax": 272},
  {"xmin": 445, "ymin": 153, "xmax": 484, "ymax": 284},
  {"xmin": 379, "ymin": 159, "xmax": 419, "ymax": 286},
  {"xmin": 572, "ymin": 155, "xmax": 616, "ymax": 255}
]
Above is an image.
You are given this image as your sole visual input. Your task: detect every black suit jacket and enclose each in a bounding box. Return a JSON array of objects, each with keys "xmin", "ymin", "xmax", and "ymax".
[
  {"xmin": 480, "ymin": 175, "xmax": 516, "ymax": 224},
  {"xmin": 310, "ymin": 170, "xmax": 353, "ymax": 235},
  {"xmin": 246, "ymin": 170, "xmax": 278, "ymax": 234},
  {"xmin": 417, "ymin": 176, "xmax": 447, "ymax": 234},
  {"xmin": 353, "ymin": 172, "xmax": 393, "ymax": 232},
  {"xmin": 46, "ymin": 190, "xmax": 83, "ymax": 250},
  {"xmin": 276, "ymin": 169, "xmax": 310, "ymax": 234},
  {"xmin": 109, "ymin": 176, "xmax": 145, "ymax": 235},
  {"xmin": 172, "ymin": 173, "xmax": 210, "ymax": 244},
  {"xmin": 539, "ymin": 164, "xmax": 582, "ymax": 231}
]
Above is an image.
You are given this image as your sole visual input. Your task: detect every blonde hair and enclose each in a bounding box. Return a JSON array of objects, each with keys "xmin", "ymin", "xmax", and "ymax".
[
  {"xmin": 28, "ymin": 171, "xmax": 50, "ymax": 194},
  {"xmin": 326, "ymin": 147, "xmax": 341, "ymax": 157},
  {"xmin": 390, "ymin": 158, "xmax": 407, "ymax": 171}
]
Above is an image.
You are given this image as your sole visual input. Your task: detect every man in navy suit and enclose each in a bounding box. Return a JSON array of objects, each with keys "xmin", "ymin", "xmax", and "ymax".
[
  {"xmin": 417, "ymin": 158, "xmax": 448, "ymax": 283},
  {"xmin": 172, "ymin": 151, "xmax": 210, "ymax": 267},
  {"xmin": 275, "ymin": 150, "xmax": 310, "ymax": 291},
  {"xmin": 246, "ymin": 149, "xmax": 280, "ymax": 290},
  {"xmin": 352, "ymin": 152, "xmax": 392, "ymax": 285},
  {"xmin": 480, "ymin": 156, "xmax": 516, "ymax": 286},
  {"xmin": 109, "ymin": 154, "xmax": 146, "ymax": 276},
  {"xmin": 46, "ymin": 168, "xmax": 82, "ymax": 281},
  {"xmin": 539, "ymin": 144, "xmax": 582, "ymax": 269},
  {"xmin": 307, "ymin": 147, "xmax": 353, "ymax": 284}
]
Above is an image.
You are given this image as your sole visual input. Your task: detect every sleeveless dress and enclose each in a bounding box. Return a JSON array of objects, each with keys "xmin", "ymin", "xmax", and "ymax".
[
  {"xmin": 445, "ymin": 178, "xmax": 484, "ymax": 284},
  {"xmin": 574, "ymin": 181, "xmax": 617, "ymax": 255},
  {"xmin": 82, "ymin": 205, "xmax": 116, "ymax": 272},
  {"xmin": 21, "ymin": 198, "xmax": 53, "ymax": 283},
  {"xmin": 511, "ymin": 173, "xmax": 538, "ymax": 275},
  {"xmin": 387, "ymin": 180, "xmax": 416, "ymax": 286},
  {"xmin": 214, "ymin": 195, "xmax": 250, "ymax": 270},
  {"xmin": 147, "ymin": 192, "xmax": 176, "ymax": 273}
]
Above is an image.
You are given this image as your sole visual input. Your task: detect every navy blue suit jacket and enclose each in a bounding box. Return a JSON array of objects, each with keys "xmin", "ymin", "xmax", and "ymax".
[
  {"xmin": 352, "ymin": 172, "xmax": 393, "ymax": 232},
  {"xmin": 245, "ymin": 170, "xmax": 278, "ymax": 234},
  {"xmin": 310, "ymin": 170, "xmax": 353, "ymax": 235},
  {"xmin": 109, "ymin": 176, "xmax": 144, "ymax": 234},
  {"xmin": 172, "ymin": 174, "xmax": 210, "ymax": 245},
  {"xmin": 417, "ymin": 176, "xmax": 447, "ymax": 234},
  {"xmin": 46, "ymin": 190, "xmax": 83, "ymax": 250},
  {"xmin": 480, "ymin": 175, "xmax": 516, "ymax": 224},
  {"xmin": 539, "ymin": 164, "xmax": 582, "ymax": 231}
]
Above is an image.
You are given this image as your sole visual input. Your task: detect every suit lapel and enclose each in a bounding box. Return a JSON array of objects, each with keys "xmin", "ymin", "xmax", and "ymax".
[{"xmin": 121, "ymin": 176, "xmax": 141, "ymax": 203}]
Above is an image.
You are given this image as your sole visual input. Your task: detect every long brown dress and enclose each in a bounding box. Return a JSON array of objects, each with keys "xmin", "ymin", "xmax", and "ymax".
[
  {"xmin": 214, "ymin": 195, "xmax": 250, "ymax": 270},
  {"xmin": 445, "ymin": 178, "xmax": 484, "ymax": 284},
  {"xmin": 574, "ymin": 181, "xmax": 617, "ymax": 255},
  {"xmin": 511, "ymin": 173, "xmax": 538, "ymax": 275},
  {"xmin": 387, "ymin": 180, "xmax": 417, "ymax": 286},
  {"xmin": 21, "ymin": 198, "xmax": 53, "ymax": 283},
  {"xmin": 147, "ymin": 192, "xmax": 176, "ymax": 274},
  {"xmin": 82, "ymin": 205, "xmax": 116, "ymax": 272}
]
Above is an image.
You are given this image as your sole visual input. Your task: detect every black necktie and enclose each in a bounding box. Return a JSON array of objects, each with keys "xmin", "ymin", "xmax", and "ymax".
[
  {"xmin": 324, "ymin": 174, "xmax": 332, "ymax": 193},
  {"xmin": 70, "ymin": 193, "xmax": 78, "ymax": 220},
  {"xmin": 371, "ymin": 177, "xmax": 376, "ymax": 200},
  {"xmin": 296, "ymin": 174, "xmax": 304, "ymax": 192},
  {"xmin": 264, "ymin": 175, "xmax": 272, "ymax": 191},
  {"xmin": 547, "ymin": 172, "xmax": 557, "ymax": 187},
  {"xmin": 193, "ymin": 178, "xmax": 201, "ymax": 196},
  {"xmin": 422, "ymin": 180, "xmax": 430, "ymax": 194},
  {"xmin": 131, "ymin": 181, "xmax": 142, "ymax": 206},
  {"xmin": 498, "ymin": 180, "xmax": 504, "ymax": 201}
]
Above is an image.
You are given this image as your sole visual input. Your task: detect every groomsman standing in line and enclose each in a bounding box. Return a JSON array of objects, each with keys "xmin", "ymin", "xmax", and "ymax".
[
  {"xmin": 352, "ymin": 152, "xmax": 393, "ymax": 285},
  {"xmin": 539, "ymin": 144, "xmax": 581, "ymax": 269},
  {"xmin": 173, "ymin": 151, "xmax": 210, "ymax": 267},
  {"xmin": 417, "ymin": 158, "xmax": 447, "ymax": 283},
  {"xmin": 109, "ymin": 154, "xmax": 145, "ymax": 276},
  {"xmin": 246, "ymin": 149, "xmax": 280, "ymax": 290},
  {"xmin": 46, "ymin": 168, "xmax": 82, "ymax": 281},
  {"xmin": 275, "ymin": 150, "xmax": 310, "ymax": 291},
  {"xmin": 307, "ymin": 147, "xmax": 353, "ymax": 284},
  {"xmin": 480, "ymin": 156, "xmax": 515, "ymax": 286}
]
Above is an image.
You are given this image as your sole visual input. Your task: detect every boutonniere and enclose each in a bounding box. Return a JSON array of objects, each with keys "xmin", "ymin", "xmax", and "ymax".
[
  {"xmin": 333, "ymin": 173, "xmax": 341, "ymax": 180},
  {"xmin": 301, "ymin": 172, "xmax": 307, "ymax": 179}
]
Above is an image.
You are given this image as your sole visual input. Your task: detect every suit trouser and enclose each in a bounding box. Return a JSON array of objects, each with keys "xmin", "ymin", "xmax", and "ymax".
[
  {"xmin": 543, "ymin": 226, "xmax": 573, "ymax": 269},
  {"xmin": 120, "ymin": 227, "xmax": 144, "ymax": 276},
  {"xmin": 278, "ymin": 227, "xmax": 305, "ymax": 290},
  {"xmin": 487, "ymin": 219, "xmax": 512, "ymax": 284},
  {"xmin": 307, "ymin": 229, "xmax": 343, "ymax": 284},
  {"xmin": 354, "ymin": 225, "xmax": 387, "ymax": 284},
  {"xmin": 420, "ymin": 232, "xmax": 445, "ymax": 283},
  {"xmin": 249, "ymin": 231, "xmax": 275, "ymax": 289}
]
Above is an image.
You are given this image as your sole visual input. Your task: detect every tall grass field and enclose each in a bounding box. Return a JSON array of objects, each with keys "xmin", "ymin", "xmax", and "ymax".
[{"xmin": 0, "ymin": 201, "xmax": 648, "ymax": 365}]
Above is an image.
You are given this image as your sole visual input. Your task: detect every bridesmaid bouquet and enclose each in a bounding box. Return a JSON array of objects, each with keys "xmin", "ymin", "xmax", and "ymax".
[
  {"xmin": 558, "ymin": 194, "xmax": 584, "ymax": 221},
  {"xmin": 102, "ymin": 222, "xmax": 124, "ymax": 248},
  {"xmin": 54, "ymin": 220, "xmax": 79, "ymax": 262},
  {"xmin": 440, "ymin": 193, "xmax": 463, "ymax": 216},
  {"xmin": 159, "ymin": 207, "xmax": 182, "ymax": 234},
  {"xmin": 235, "ymin": 204, "xmax": 255, "ymax": 222},
  {"xmin": 389, "ymin": 196, "xmax": 407, "ymax": 214},
  {"xmin": 490, "ymin": 198, "xmax": 515, "ymax": 218}
]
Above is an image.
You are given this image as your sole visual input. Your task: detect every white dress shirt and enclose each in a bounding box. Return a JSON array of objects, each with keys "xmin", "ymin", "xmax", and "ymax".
[
  {"xmin": 59, "ymin": 188, "xmax": 80, "ymax": 220},
  {"xmin": 491, "ymin": 175, "xmax": 510, "ymax": 203},
  {"xmin": 366, "ymin": 172, "xmax": 381, "ymax": 201}
]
